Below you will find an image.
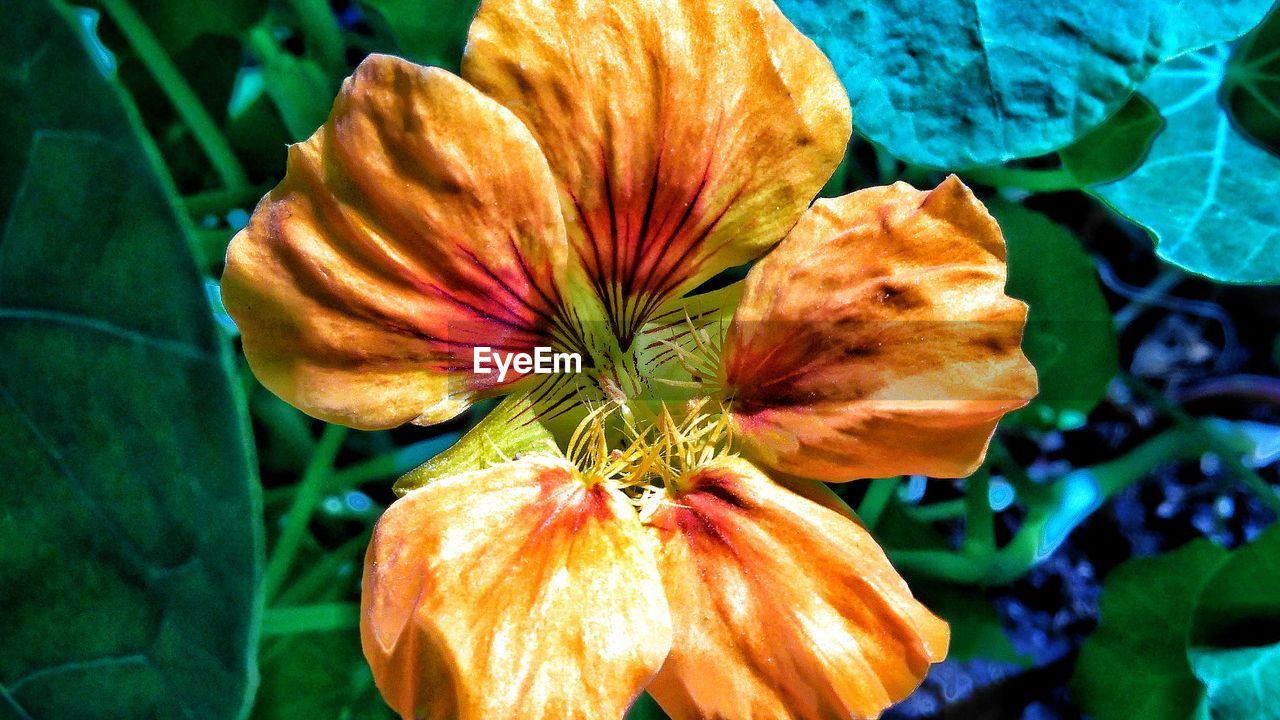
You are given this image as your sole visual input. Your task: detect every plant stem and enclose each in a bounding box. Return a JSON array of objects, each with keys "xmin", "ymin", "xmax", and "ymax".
[
  {"xmin": 856, "ymin": 478, "xmax": 899, "ymax": 530},
  {"xmin": 184, "ymin": 185, "xmax": 268, "ymax": 217},
  {"xmin": 263, "ymin": 424, "xmax": 349, "ymax": 601},
  {"xmin": 261, "ymin": 603, "xmax": 360, "ymax": 636},
  {"xmin": 284, "ymin": 0, "xmax": 345, "ymax": 74},
  {"xmin": 962, "ymin": 470, "xmax": 996, "ymax": 558},
  {"xmin": 96, "ymin": 0, "xmax": 249, "ymax": 189},
  {"xmin": 962, "ymin": 165, "xmax": 1080, "ymax": 193},
  {"xmin": 1121, "ymin": 373, "xmax": 1280, "ymax": 513},
  {"xmin": 276, "ymin": 532, "xmax": 370, "ymax": 607}
]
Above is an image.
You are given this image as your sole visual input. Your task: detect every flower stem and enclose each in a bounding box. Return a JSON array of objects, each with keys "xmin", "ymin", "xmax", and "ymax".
[
  {"xmin": 1121, "ymin": 373, "xmax": 1280, "ymax": 513},
  {"xmin": 962, "ymin": 165, "xmax": 1080, "ymax": 193},
  {"xmin": 96, "ymin": 0, "xmax": 249, "ymax": 189},
  {"xmin": 856, "ymin": 477, "xmax": 898, "ymax": 530},
  {"xmin": 260, "ymin": 603, "xmax": 360, "ymax": 636},
  {"xmin": 284, "ymin": 0, "xmax": 345, "ymax": 74},
  {"xmin": 263, "ymin": 424, "xmax": 348, "ymax": 601}
]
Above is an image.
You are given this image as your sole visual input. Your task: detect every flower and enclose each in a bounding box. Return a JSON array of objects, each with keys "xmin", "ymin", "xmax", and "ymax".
[{"xmin": 222, "ymin": 0, "xmax": 1037, "ymax": 717}]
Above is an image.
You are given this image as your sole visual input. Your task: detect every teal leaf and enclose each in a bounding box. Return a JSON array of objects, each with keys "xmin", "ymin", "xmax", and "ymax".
[
  {"xmin": 0, "ymin": 2, "xmax": 259, "ymax": 718},
  {"xmin": 1094, "ymin": 42, "xmax": 1280, "ymax": 283},
  {"xmin": 989, "ymin": 202, "xmax": 1118, "ymax": 428},
  {"xmin": 777, "ymin": 0, "xmax": 1273, "ymax": 168},
  {"xmin": 1071, "ymin": 540, "xmax": 1229, "ymax": 720},
  {"xmin": 1061, "ymin": 94, "xmax": 1165, "ymax": 185},
  {"xmin": 1189, "ymin": 645, "xmax": 1280, "ymax": 719}
]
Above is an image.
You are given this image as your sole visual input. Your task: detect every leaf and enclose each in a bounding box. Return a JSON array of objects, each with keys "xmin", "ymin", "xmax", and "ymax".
[
  {"xmin": 1093, "ymin": 43, "xmax": 1280, "ymax": 283},
  {"xmin": 916, "ymin": 582, "xmax": 1028, "ymax": 665},
  {"xmin": 1189, "ymin": 645, "xmax": 1280, "ymax": 720},
  {"xmin": 254, "ymin": 629, "xmax": 394, "ymax": 720},
  {"xmin": 1189, "ymin": 525, "xmax": 1280, "ymax": 718},
  {"xmin": 1061, "ymin": 94, "xmax": 1165, "ymax": 185},
  {"xmin": 1071, "ymin": 540, "xmax": 1229, "ymax": 720},
  {"xmin": 777, "ymin": 0, "xmax": 1272, "ymax": 168},
  {"xmin": 358, "ymin": 0, "xmax": 479, "ymax": 69},
  {"xmin": 0, "ymin": 2, "xmax": 259, "ymax": 718},
  {"xmin": 1224, "ymin": 3, "xmax": 1280, "ymax": 155},
  {"xmin": 246, "ymin": 28, "xmax": 334, "ymax": 142},
  {"xmin": 989, "ymin": 202, "xmax": 1118, "ymax": 429}
]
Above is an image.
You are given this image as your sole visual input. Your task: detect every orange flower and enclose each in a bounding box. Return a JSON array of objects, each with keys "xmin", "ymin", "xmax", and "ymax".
[{"xmin": 222, "ymin": 0, "xmax": 1037, "ymax": 717}]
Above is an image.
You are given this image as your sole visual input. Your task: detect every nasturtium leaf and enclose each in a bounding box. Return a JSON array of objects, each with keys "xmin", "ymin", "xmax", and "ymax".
[
  {"xmin": 988, "ymin": 202, "xmax": 1117, "ymax": 429},
  {"xmin": 0, "ymin": 2, "xmax": 259, "ymax": 718},
  {"xmin": 1188, "ymin": 525, "xmax": 1280, "ymax": 718},
  {"xmin": 1061, "ymin": 94, "xmax": 1165, "ymax": 185},
  {"xmin": 1224, "ymin": 4, "xmax": 1280, "ymax": 155},
  {"xmin": 1190, "ymin": 645, "xmax": 1280, "ymax": 719},
  {"xmin": 1093, "ymin": 43, "xmax": 1280, "ymax": 284},
  {"xmin": 1071, "ymin": 540, "xmax": 1229, "ymax": 720},
  {"xmin": 107, "ymin": 0, "xmax": 267, "ymax": 55},
  {"xmin": 916, "ymin": 582, "xmax": 1028, "ymax": 665},
  {"xmin": 776, "ymin": 0, "xmax": 1273, "ymax": 168},
  {"xmin": 358, "ymin": 0, "xmax": 479, "ymax": 69},
  {"xmin": 254, "ymin": 631, "xmax": 394, "ymax": 720},
  {"xmin": 247, "ymin": 32, "xmax": 333, "ymax": 142}
]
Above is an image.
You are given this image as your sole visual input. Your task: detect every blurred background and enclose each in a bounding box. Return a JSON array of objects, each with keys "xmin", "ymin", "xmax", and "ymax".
[{"xmin": 3, "ymin": 0, "xmax": 1280, "ymax": 718}]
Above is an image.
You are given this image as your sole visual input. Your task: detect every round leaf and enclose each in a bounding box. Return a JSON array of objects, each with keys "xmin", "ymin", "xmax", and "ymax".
[{"xmin": 777, "ymin": 0, "xmax": 1272, "ymax": 168}]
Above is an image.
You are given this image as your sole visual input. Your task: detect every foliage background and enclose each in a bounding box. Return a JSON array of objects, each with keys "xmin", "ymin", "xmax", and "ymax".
[{"xmin": 3, "ymin": 0, "xmax": 1280, "ymax": 718}]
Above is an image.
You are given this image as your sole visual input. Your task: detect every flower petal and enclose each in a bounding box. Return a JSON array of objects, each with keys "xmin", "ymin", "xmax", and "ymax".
[
  {"xmin": 722, "ymin": 177, "xmax": 1038, "ymax": 481},
  {"xmin": 646, "ymin": 457, "xmax": 948, "ymax": 720},
  {"xmin": 222, "ymin": 55, "xmax": 573, "ymax": 429},
  {"xmin": 462, "ymin": 0, "xmax": 851, "ymax": 342},
  {"xmin": 361, "ymin": 456, "xmax": 672, "ymax": 720}
]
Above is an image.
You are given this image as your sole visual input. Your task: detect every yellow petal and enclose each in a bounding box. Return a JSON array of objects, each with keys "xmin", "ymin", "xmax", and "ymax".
[
  {"xmin": 462, "ymin": 0, "xmax": 851, "ymax": 342},
  {"xmin": 222, "ymin": 55, "xmax": 573, "ymax": 429},
  {"xmin": 723, "ymin": 177, "xmax": 1038, "ymax": 480},
  {"xmin": 646, "ymin": 457, "xmax": 947, "ymax": 720},
  {"xmin": 361, "ymin": 457, "xmax": 672, "ymax": 720}
]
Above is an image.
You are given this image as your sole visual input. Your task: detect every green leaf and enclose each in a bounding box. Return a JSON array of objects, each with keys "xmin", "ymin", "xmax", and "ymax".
[
  {"xmin": 394, "ymin": 394, "xmax": 556, "ymax": 494},
  {"xmin": 254, "ymin": 629, "xmax": 394, "ymax": 720},
  {"xmin": 1061, "ymin": 94, "xmax": 1165, "ymax": 185},
  {"xmin": 1093, "ymin": 43, "xmax": 1280, "ymax": 283},
  {"xmin": 777, "ymin": 0, "xmax": 1272, "ymax": 168},
  {"xmin": 358, "ymin": 0, "xmax": 479, "ymax": 69},
  {"xmin": 1071, "ymin": 540, "xmax": 1229, "ymax": 720},
  {"xmin": 1188, "ymin": 525, "xmax": 1280, "ymax": 718},
  {"xmin": 989, "ymin": 202, "xmax": 1118, "ymax": 429},
  {"xmin": 247, "ymin": 27, "xmax": 334, "ymax": 142},
  {"xmin": 105, "ymin": 0, "xmax": 267, "ymax": 55},
  {"xmin": 917, "ymin": 582, "xmax": 1028, "ymax": 665},
  {"xmin": 0, "ymin": 2, "xmax": 260, "ymax": 718},
  {"xmin": 1224, "ymin": 4, "xmax": 1280, "ymax": 155}
]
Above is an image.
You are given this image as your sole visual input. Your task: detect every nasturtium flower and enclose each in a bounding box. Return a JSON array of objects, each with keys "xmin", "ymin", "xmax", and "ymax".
[{"xmin": 222, "ymin": 0, "xmax": 1038, "ymax": 717}]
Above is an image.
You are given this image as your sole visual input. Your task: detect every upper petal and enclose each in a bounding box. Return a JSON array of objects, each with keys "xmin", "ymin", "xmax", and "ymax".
[
  {"xmin": 222, "ymin": 55, "xmax": 573, "ymax": 430},
  {"xmin": 462, "ymin": 0, "xmax": 851, "ymax": 343},
  {"xmin": 646, "ymin": 457, "xmax": 947, "ymax": 720},
  {"xmin": 721, "ymin": 177, "xmax": 1038, "ymax": 481},
  {"xmin": 361, "ymin": 456, "xmax": 672, "ymax": 720}
]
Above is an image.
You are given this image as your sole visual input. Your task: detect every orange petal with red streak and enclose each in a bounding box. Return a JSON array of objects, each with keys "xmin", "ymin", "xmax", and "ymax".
[
  {"xmin": 646, "ymin": 457, "xmax": 948, "ymax": 720},
  {"xmin": 723, "ymin": 176, "xmax": 1038, "ymax": 481},
  {"xmin": 222, "ymin": 56, "xmax": 572, "ymax": 429},
  {"xmin": 462, "ymin": 0, "xmax": 851, "ymax": 342},
  {"xmin": 361, "ymin": 457, "xmax": 672, "ymax": 720}
]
